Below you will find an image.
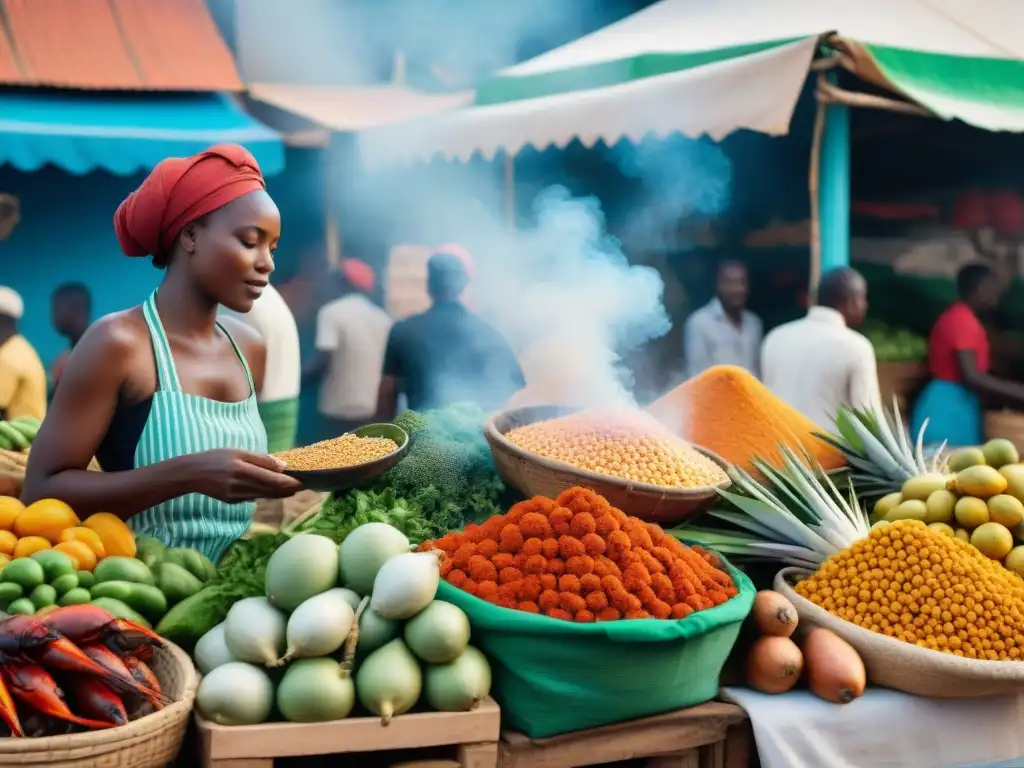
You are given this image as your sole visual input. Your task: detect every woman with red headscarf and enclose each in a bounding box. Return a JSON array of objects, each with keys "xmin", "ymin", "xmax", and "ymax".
[{"xmin": 23, "ymin": 144, "xmax": 302, "ymax": 562}]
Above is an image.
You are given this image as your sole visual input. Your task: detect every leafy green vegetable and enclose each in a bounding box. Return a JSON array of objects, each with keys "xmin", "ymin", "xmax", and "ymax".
[
  {"xmin": 294, "ymin": 487, "xmax": 431, "ymax": 543},
  {"xmin": 298, "ymin": 403, "xmax": 513, "ymax": 542}
]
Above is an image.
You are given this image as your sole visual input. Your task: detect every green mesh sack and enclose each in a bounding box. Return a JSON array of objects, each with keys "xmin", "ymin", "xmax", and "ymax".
[{"xmin": 435, "ymin": 559, "xmax": 754, "ymax": 738}]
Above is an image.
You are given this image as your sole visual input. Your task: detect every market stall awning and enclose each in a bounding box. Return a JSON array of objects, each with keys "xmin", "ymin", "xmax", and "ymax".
[
  {"xmin": 248, "ymin": 84, "xmax": 473, "ymax": 132},
  {"xmin": 0, "ymin": 0, "xmax": 242, "ymax": 90},
  {"xmin": 360, "ymin": 37, "xmax": 819, "ymax": 167},
  {"xmin": 359, "ymin": 0, "xmax": 1024, "ymax": 167},
  {"xmin": 0, "ymin": 91, "xmax": 284, "ymax": 176}
]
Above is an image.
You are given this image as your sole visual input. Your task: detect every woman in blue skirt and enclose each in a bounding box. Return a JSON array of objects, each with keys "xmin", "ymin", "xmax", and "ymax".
[{"xmin": 912, "ymin": 263, "xmax": 1024, "ymax": 448}]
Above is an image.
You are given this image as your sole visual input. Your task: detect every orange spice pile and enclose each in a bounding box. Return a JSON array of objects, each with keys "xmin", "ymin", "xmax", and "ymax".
[
  {"xmin": 647, "ymin": 365, "xmax": 846, "ymax": 474},
  {"xmin": 422, "ymin": 487, "xmax": 737, "ymax": 622}
]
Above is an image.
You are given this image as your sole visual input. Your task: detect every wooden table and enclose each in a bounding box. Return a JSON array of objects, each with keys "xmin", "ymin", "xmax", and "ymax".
[
  {"xmin": 195, "ymin": 698, "xmax": 501, "ymax": 768},
  {"xmin": 498, "ymin": 701, "xmax": 748, "ymax": 768}
]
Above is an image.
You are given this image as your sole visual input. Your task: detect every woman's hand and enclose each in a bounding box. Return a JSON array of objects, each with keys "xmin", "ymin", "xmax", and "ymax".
[{"xmin": 185, "ymin": 449, "xmax": 304, "ymax": 502}]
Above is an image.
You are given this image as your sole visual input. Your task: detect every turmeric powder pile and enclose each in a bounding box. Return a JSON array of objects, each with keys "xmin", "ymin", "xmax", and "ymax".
[
  {"xmin": 796, "ymin": 520, "xmax": 1024, "ymax": 660},
  {"xmin": 646, "ymin": 365, "xmax": 845, "ymax": 474},
  {"xmin": 423, "ymin": 486, "xmax": 738, "ymax": 622},
  {"xmin": 506, "ymin": 409, "xmax": 728, "ymax": 489}
]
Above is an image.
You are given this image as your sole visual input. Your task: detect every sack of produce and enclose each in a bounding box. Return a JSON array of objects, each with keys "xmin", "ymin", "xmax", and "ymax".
[{"xmin": 429, "ymin": 487, "xmax": 755, "ymax": 738}]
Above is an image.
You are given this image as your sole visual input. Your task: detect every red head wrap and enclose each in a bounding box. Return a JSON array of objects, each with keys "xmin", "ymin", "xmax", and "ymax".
[
  {"xmin": 342, "ymin": 259, "xmax": 375, "ymax": 293},
  {"xmin": 114, "ymin": 143, "xmax": 266, "ymax": 260}
]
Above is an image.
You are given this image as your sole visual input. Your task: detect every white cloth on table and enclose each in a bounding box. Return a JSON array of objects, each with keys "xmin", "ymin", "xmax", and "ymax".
[{"xmin": 721, "ymin": 686, "xmax": 1024, "ymax": 768}]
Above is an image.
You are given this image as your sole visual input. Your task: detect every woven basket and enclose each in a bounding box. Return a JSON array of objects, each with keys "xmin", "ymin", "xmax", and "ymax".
[
  {"xmin": 0, "ymin": 640, "xmax": 197, "ymax": 767},
  {"xmin": 485, "ymin": 404, "xmax": 731, "ymax": 524},
  {"xmin": 985, "ymin": 410, "xmax": 1024, "ymax": 454},
  {"xmin": 774, "ymin": 567, "xmax": 1024, "ymax": 698}
]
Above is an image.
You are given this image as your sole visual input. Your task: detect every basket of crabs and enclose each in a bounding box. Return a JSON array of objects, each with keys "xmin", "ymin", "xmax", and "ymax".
[
  {"xmin": 485, "ymin": 405, "xmax": 732, "ymax": 525},
  {"xmin": 0, "ymin": 603, "xmax": 197, "ymax": 768}
]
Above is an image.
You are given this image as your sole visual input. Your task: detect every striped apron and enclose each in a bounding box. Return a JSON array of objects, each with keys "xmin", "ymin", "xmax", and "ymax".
[{"xmin": 130, "ymin": 291, "xmax": 268, "ymax": 563}]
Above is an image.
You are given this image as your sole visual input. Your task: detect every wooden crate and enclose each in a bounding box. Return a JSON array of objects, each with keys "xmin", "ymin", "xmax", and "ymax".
[
  {"xmin": 498, "ymin": 701, "xmax": 748, "ymax": 768},
  {"xmin": 194, "ymin": 698, "xmax": 501, "ymax": 768}
]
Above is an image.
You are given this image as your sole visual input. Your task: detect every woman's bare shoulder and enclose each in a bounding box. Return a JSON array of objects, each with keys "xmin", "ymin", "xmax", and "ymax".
[{"xmin": 79, "ymin": 307, "xmax": 149, "ymax": 358}]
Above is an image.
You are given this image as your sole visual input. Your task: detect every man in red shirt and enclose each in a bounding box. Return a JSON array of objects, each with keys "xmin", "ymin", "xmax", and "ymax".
[{"xmin": 911, "ymin": 263, "xmax": 1024, "ymax": 446}]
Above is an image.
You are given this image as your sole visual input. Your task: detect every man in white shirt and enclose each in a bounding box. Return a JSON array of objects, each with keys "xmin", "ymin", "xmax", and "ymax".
[
  {"xmin": 307, "ymin": 259, "xmax": 392, "ymax": 436},
  {"xmin": 221, "ymin": 282, "xmax": 301, "ymax": 452},
  {"xmin": 761, "ymin": 267, "xmax": 881, "ymax": 429},
  {"xmin": 684, "ymin": 260, "xmax": 763, "ymax": 379}
]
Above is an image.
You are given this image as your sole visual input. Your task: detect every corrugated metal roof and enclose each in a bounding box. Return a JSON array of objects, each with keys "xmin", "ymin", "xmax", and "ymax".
[{"xmin": 0, "ymin": 0, "xmax": 243, "ymax": 91}]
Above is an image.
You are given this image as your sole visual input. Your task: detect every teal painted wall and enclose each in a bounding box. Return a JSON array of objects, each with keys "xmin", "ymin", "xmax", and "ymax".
[{"xmin": 0, "ymin": 147, "xmax": 325, "ymax": 369}]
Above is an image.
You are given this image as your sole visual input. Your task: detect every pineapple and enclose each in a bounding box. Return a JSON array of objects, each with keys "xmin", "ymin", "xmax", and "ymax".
[{"xmin": 816, "ymin": 397, "xmax": 946, "ymax": 499}]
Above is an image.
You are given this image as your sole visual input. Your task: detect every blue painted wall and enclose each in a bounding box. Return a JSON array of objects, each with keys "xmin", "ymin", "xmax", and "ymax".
[{"xmin": 0, "ymin": 146, "xmax": 325, "ymax": 370}]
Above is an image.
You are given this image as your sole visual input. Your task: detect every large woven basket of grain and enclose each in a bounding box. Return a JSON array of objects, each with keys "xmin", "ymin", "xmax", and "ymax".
[
  {"xmin": 485, "ymin": 404, "xmax": 731, "ymax": 524},
  {"xmin": 774, "ymin": 567, "xmax": 1024, "ymax": 698},
  {"xmin": 0, "ymin": 640, "xmax": 198, "ymax": 767},
  {"xmin": 985, "ymin": 410, "xmax": 1024, "ymax": 455}
]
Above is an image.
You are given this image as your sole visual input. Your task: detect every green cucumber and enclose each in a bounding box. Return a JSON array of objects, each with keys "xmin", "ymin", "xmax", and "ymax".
[
  {"xmin": 29, "ymin": 584, "xmax": 56, "ymax": 610},
  {"xmin": 93, "ymin": 557, "xmax": 154, "ymax": 586},
  {"xmin": 89, "ymin": 597, "xmax": 151, "ymax": 629},
  {"xmin": 1, "ymin": 559, "xmax": 45, "ymax": 590},
  {"xmin": 0, "ymin": 582, "xmax": 24, "ymax": 609},
  {"xmin": 155, "ymin": 562, "xmax": 202, "ymax": 605},
  {"xmin": 7, "ymin": 598, "xmax": 34, "ymax": 616},
  {"xmin": 31, "ymin": 550, "xmax": 76, "ymax": 581},
  {"xmin": 90, "ymin": 581, "xmax": 167, "ymax": 623},
  {"xmin": 58, "ymin": 588, "xmax": 92, "ymax": 607},
  {"xmin": 50, "ymin": 573, "xmax": 79, "ymax": 596}
]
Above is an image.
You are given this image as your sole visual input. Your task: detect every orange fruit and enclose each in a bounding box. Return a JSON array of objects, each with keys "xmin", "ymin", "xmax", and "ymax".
[
  {"xmin": 53, "ymin": 540, "xmax": 97, "ymax": 571},
  {"xmin": 0, "ymin": 530, "xmax": 17, "ymax": 556},
  {"xmin": 82, "ymin": 513, "xmax": 135, "ymax": 558},
  {"xmin": 13, "ymin": 536, "xmax": 51, "ymax": 559},
  {"xmin": 60, "ymin": 528, "xmax": 107, "ymax": 559},
  {"xmin": 0, "ymin": 553, "xmax": 11, "ymax": 569},
  {"xmin": 13, "ymin": 499, "xmax": 79, "ymax": 543},
  {"xmin": 0, "ymin": 497, "xmax": 24, "ymax": 530}
]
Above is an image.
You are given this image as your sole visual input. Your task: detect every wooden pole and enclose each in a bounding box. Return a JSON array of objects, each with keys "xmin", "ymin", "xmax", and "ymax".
[
  {"xmin": 808, "ymin": 77, "xmax": 827, "ymax": 303},
  {"xmin": 504, "ymin": 152, "xmax": 515, "ymax": 231}
]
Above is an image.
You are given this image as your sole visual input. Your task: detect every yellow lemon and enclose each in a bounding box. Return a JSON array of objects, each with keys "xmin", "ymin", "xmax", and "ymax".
[
  {"xmin": 971, "ymin": 522, "xmax": 1015, "ymax": 561},
  {"xmin": 13, "ymin": 499, "xmax": 79, "ymax": 544},
  {"xmin": 988, "ymin": 494, "xmax": 1024, "ymax": 528},
  {"xmin": 13, "ymin": 536, "xmax": 51, "ymax": 559},
  {"xmin": 0, "ymin": 530, "xmax": 17, "ymax": 556},
  {"xmin": 925, "ymin": 490, "xmax": 957, "ymax": 524},
  {"xmin": 873, "ymin": 492, "xmax": 902, "ymax": 520},
  {"xmin": 0, "ymin": 497, "xmax": 24, "ymax": 530},
  {"xmin": 954, "ymin": 496, "xmax": 989, "ymax": 529},
  {"xmin": 1005, "ymin": 545, "xmax": 1024, "ymax": 578},
  {"xmin": 927, "ymin": 522, "xmax": 956, "ymax": 537},
  {"xmin": 954, "ymin": 528, "xmax": 971, "ymax": 543},
  {"xmin": 59, "ymin": 528, "xmax": 107, "ymax": 559}
]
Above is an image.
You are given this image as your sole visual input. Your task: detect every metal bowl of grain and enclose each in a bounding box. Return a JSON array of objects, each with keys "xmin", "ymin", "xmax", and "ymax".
[
  {"xmin": 485, "ymin": 404, "xmax": 732, "ymax": 524},
  {"xmin": 275, "ymin": 423, "xmax": 409, "ymax": 492}
]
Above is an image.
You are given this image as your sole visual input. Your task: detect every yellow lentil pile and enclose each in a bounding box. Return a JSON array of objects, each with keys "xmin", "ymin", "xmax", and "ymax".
[
  {"xmin": 796, "ymin": 520, "xmax": 1024, "ymax": 660},
  {"xmin": 505, "ymin": 409, "xmax": 728, "ymax": 489},
  {"xmin": 276, "ymin": 434, "xmax": 398, "ymax": 471}
]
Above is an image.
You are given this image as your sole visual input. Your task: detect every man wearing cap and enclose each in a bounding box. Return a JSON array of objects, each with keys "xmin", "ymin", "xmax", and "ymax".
[
  {"xmin": 377, "ymin": 251, "xmax": 524, "ymax": 418},
  {"xmin": 0, "ymin": 286, "xmax": 47, "ymax": 421},
  {"xmin": 308, "ymin": 259, "xmax": 393, "ymax": 436}
]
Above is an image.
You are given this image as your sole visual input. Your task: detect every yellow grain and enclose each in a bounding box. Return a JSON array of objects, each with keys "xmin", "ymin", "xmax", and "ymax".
[
  {"xmin": 796, "ymin": 520, "xmax": 1024, "ymax": 660},
  {"xmin": 276, "ymin": 435, "xmax": 397, "ymax": 471},
  {"xmin": 506, "ymin": 409, "xmax": 728, "ymax": 489}
]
